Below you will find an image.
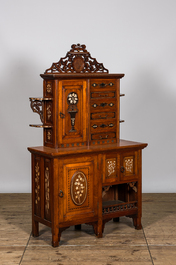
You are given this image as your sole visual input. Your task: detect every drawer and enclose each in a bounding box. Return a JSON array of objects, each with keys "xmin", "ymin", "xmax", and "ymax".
[
  {"xmin": 90, "ymin": 120, "xmax": 116, "ymax": 132},
  {"xmin": 91, "ymin": 112, "xmax": 115, "ymax": 120},
  {"xmin": 91, "ymin": 91, "xmax": 115, "ymax": 99},
  {"xmin": 91, "ymin": 132, "xmax": 116, "ymax": 140},
  {"xmin": 90, "ymin": 79, "xmax": 116, "ymax": 88},
  {"xmin": 91, "ymin": 99, "xmax": 116, "ymax": 112}
]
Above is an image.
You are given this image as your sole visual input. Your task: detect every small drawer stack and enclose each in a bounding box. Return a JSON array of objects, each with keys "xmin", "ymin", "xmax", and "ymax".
[{"xmin": 90, "ymin": 79, "xmax": 118, "ymax": 145}]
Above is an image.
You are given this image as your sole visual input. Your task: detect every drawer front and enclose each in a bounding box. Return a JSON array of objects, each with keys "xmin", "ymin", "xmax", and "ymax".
[
  {"xmin": 91, "ymin": 91, "xmax": 115, "ymax": 99},
  {"xmin": 91, "ymin": 132, "xmax": 116, "ymax": 140},
  {"xmin": 91, "ymin": 79, "xmax": 116, "ymax": 89},
  {"xmin": 91, "ymin": 112, "xmax": 116, "ymax": 120},
  {"xmin": 90, "ymin": 120, "xmax": 116, "ymax": 132},
  {"xmin": 91, "ymin": 99, "xmax": 116, "ymax": 112}
]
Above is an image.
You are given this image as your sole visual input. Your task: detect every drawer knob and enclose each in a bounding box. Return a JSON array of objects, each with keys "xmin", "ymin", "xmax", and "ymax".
[
  {"xmin": 59, "ymin": 190, "xmax": 64, "ymax": 198},
  {"xmin": 120, "ymin": 166, "xmax": 125, "ymax": 173}
]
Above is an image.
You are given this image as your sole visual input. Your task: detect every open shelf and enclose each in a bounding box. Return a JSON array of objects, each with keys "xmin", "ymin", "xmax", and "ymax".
[
  {"xmin": 29, "ymin": 124, "xmax": 52, "ymax": 128},
  {"xmin": 102, "ymin": 200, "xmax": 138, "ymax": 215},
  {"xmin": 29, "ymin": 97, "xmax": 53, "ymax": 101}
]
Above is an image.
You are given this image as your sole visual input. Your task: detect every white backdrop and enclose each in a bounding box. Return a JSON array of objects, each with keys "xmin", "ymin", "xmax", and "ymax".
[{"xmin": 0, "ymin": 0, "xmax": 176, "ymax": 193}]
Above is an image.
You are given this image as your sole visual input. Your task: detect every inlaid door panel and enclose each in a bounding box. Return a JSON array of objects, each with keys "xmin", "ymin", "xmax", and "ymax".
[
  {"xmin": 102, "ymin": 153, "xmax": 120, "ymax": 184},
  {"xmin": 120, "ymin": 151, "xmax": 138, "ymax": 181},
  {"xmin": 59, "ymin": 156, "xmax": 98, "ymax": 223},
  {"xmin": 58, "ymin": 80, "xmax": 87, "ymax": 147}
]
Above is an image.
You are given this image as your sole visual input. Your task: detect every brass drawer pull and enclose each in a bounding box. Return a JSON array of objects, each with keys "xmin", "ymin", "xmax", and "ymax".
[
  {"xmin": 100, "ymin": 103, "xmax": 107, "ymax": 107},
  {"xmin": 100, "ymin": 124, "xmax": 108, "ymax": 128},
  {"xmin": 99, "ymin": 115, "xmax": 107, "ymax": 119},
  {"xmin": 99, "ymin": 135, "xmax": 109, "ymax": 139},
  {"xmin": 99, "ymin": 94, "xmax": 108, "ymax": 97}
]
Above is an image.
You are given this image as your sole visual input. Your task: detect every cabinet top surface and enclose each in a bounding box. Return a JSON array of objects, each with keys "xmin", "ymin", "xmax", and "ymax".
[
  {"xmin": 28, "ymin": 139, "xmax": 148, "ymax": 157},
  {"xmin": 40, "ymin": 73, "xmax": 125, "ymax": 80}
]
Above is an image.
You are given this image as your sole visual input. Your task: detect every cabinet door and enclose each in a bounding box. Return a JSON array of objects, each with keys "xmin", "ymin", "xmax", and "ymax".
[
  {"xmin": 58, "ymin": 80, "xmax": 87, "ymax": 147},
  {"xmin": 102, "ymin": 153, "xmax": 120, "ymax": 184},
  {"xmin": 120, "ymin": 151, "xmax": 138, "ymax": 181},
  {"xmin": 58, "ymin": 156, "xmax": 98, "ymax": 223}
]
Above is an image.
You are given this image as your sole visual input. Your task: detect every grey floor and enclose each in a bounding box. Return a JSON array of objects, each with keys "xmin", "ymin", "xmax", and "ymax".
[{"xmin": 0, "ymin": 193, "xmax": 176, "ymax": 265}]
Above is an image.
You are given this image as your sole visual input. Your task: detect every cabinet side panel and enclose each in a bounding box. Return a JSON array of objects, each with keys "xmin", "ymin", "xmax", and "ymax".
[
  {"xmin": 33, "ymin": 155, "xmax": 41, "ymax": 217},
  {"xmin": 44, "ymin": 158, "xmax": 52, "ymax": 221}
]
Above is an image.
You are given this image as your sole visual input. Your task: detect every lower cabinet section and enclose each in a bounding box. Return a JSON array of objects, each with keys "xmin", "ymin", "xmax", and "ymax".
[{"xmin": 30, "ymin": 147, "xmax": 143, "ymax": 247}]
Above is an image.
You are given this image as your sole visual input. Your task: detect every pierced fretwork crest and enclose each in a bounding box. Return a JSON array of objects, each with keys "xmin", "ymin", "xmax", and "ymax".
[{"xmin": 44, "ymin": 44, "xmax": 109, "ymax": 74}]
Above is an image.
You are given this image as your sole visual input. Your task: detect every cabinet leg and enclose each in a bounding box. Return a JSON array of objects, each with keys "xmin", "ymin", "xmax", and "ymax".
[
  {"xmin": 133, "ymin": 217, "xmax": 142, "ymax": 230},
  {"xmin": 97, "ymin": 220, "xmax": 103, "ymax": 238},
  {"xmin": 32, "ymin": 220, "xmax": 39, "ymax": 237},
  {"xmin": 52, "ymin": 227, "xmax": 59, "ymax": 247}
]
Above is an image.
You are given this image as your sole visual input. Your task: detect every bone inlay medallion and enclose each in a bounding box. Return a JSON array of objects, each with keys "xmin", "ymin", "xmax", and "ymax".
[
  {"xmin": 70, "ymin": 172, "xmax": 87, "ymax": 206},
  {"xmin": 124, "ymin": 156, "xmax": 134, "ymax": 173}
]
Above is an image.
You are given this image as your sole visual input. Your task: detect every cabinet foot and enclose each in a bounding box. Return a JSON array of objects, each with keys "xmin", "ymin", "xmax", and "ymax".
[
  {"xmin": 133, "ymin": 217, "xmax": 142, "ymax": 230},
  {"xmin": 52, "ymin": 239, "xmax": 59, "ymax": 247},
  {"xmin": 32, "ymin": 220, "xmax": 39, "ymax": 237}
]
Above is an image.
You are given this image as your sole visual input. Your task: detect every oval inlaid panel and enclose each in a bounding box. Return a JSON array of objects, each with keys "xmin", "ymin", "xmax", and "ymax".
[{"xmin": 70, "ymin": 171, "xmax": 87, "ymax": 206}]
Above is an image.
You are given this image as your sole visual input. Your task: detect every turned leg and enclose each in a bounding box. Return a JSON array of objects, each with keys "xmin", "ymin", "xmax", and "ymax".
[{"xmin": 32, "ymin": 220, "xmax": 39, "ymax": 237}]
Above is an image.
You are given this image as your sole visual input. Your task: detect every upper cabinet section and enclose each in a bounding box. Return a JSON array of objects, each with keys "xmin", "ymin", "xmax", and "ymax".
[{"xmin": 29, "ymin": 44, "xmax": 124, "ymax": 148}]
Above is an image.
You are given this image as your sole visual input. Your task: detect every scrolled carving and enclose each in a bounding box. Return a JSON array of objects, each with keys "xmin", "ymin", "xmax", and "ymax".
[
  {"xmin": 30, "ymin": 98, "xmax": 43, "ymax": 123},
  {"xmin": 45, "ymin": 44, "xmax": 109, "ymax": 74},
  {"xmin": 128, "ymin": 182, "xmax": 137, "ymax": 193}
]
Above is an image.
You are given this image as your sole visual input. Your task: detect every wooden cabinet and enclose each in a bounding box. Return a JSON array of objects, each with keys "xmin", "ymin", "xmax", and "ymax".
[{"xmin": 28, "ymin": 44, "xmax": 147, "ymax": 247}]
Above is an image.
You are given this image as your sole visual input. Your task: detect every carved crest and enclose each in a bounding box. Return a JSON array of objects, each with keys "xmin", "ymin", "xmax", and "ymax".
[{"xmin": 45, "ymin": 44, "xmax": 109, "ymax": 74}]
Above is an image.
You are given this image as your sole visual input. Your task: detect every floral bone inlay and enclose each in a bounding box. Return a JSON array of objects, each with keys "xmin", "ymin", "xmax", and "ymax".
[
  {"xmin": 45, "ymin": 167, "xmax": 50, "ymax": 213},
  {"xmin": 71, "ymin": 172, "xmax": 87, "ymax": 206},
  {"xmin": 35, "ymin": 162, "xmax": 40, "ymax": 204},
  {"xmin": 107, "ymin": 159, "xmax": 116, "ymax": 177},
  {"xmin": 47, "ymin": 131, "xmax": 51, "ymax": 140},
  {"xmin": 46, "ymin": 83, "xmax": 52, "ymax": 93},
  {"xmin": 47, "ymin": 104, "xmax": 52, "ymax": 120},
  {"xmin": 124, "ymin": 156, "xmax": 134, "ymax": 173}
]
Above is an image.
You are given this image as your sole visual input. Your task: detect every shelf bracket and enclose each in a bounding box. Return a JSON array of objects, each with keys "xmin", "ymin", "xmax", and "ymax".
[{"xmin": 29, "ymin": 98, "xmax": 44, "ymax": 123}]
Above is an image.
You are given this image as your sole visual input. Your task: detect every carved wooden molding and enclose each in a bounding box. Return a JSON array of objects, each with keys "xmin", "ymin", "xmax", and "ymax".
[{"xmin": 45, "ymin": 44, "xmax": 109, "ymax": 74}]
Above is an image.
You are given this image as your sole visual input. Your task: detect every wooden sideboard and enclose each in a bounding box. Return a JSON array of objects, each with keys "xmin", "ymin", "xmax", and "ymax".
[{"xmin": 28, "ymin": 44, "xmax": 147, "ymax": 247}]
